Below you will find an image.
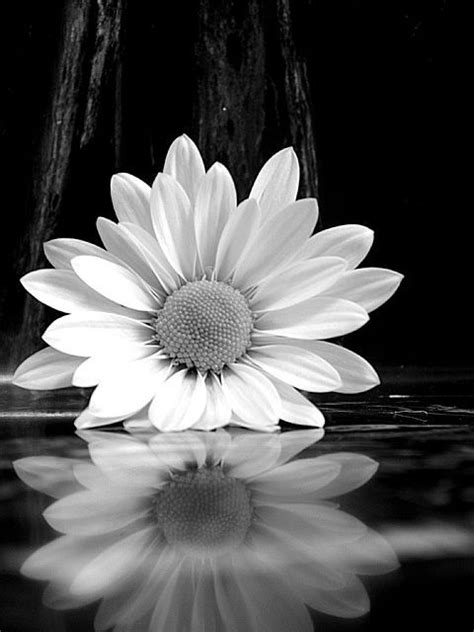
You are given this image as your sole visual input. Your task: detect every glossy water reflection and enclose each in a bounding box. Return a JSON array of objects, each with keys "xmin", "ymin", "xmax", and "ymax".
[{"xmin": 10, "ymin": 429, "xmax": 398, "ymax": 631}]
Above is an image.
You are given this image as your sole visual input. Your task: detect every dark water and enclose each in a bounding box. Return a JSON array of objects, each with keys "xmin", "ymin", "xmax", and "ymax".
[{"xmin": 1, "ymin": 389, "xmax": 473, "ymax": 631}]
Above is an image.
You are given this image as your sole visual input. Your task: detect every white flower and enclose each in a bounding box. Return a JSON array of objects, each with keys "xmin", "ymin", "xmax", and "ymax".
[
  {"xmin": 15, "ymin": 429, "xmax": 399, "ymax": 631},
  {"xmin": 13, "ymin": 135, "xmax": 403, "ymax": 431}
]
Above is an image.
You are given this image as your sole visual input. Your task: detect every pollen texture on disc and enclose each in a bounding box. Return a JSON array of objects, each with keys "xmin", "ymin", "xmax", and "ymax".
[
  {"xmin": 154, "ymin": 467, "xmax": 253, "ymax": 551},
  {"xmin": 154, "ymin": 280, "xmax": 253, "ymax": 372}
]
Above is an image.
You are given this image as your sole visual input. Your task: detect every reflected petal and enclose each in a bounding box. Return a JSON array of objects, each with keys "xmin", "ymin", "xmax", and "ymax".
[
  {"xmin": 43, "ymin": 489, "xmax": 149, "ymax": 535},
  {"xmin": 15, "ymin": 428, "xmax": 397, "ymax": 631}
]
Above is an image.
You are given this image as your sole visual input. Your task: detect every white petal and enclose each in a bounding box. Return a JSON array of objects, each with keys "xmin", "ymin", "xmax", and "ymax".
[
  {"xmin": 192, "ymin": 373, "xmax": 232, "ymax": 430},
  {"xmin": 43, "ymin": 238, "xmax": 116, "ymax": 270},
  {"xmin": 214, "ymin": 198, "xmax": 261, "ymax": 281},
  {"xmin": 292, "ymin": 340, "xmax": 380, "ymax": 394},
  {"xmin": 122, "ymin": 415, "xmax": 155, "ymax": 432},
  {"xmin": 312, "ymin": 453, "xmax": 379, "ymax": 499},
  {"xmin": 247, "ymin": 345, "xmax": 341, "ymax": 392},
  {"xmin": 88, "ymin": 436, "xmax": 165, "ymax": 488},
  {"xmin": 110, "ymin": 173, "xmax": 153, "ymax": 233},
  {"xmin": 221, "ymin": 363, "xmax": 281, "ymax": 427},
  {"xmin": 335, "ymin": 528, "xmax": 399, "ymax": 575},
  {"xmin": 76, "ymin": 428, "xmax": 134, "ymax": 444},
  {"xmin": 149, "ymin": 432, "xmax": 207, "ymax": 470},
  {"xmin": 272, "ymin": 379, "xmax": 325, "ymax": 427},
  {"xmin": 20, "ymin": 269, "xmax": 145, "ymax": 316},
  {"xmin": 194, "ymin": 162, "xmax": 237, "ymax": 270},
  {"xmin": 119, "ymin": 222, "xmax": 181, "ymax": 294},
  {"xmin": 190, "ymin": 564, "xmax": 221, "ymax": 632},
  {"xmin": 223, "ymin": 434, "xmax": 281, "ymax": 479},
  {"xmin": 217, "ymin": 555, "xmax": 314, "ymax": 632},
  {"xmin": 163, "ymin": 134, "xmax": 206, "ymax": 204},
  {"xmin": 150, "ymin": 172, "xmax": 196, "ymax": 279},
  {"xmin": 321, "ymin": 267, "xmax": 404, "ymax": 312},
  {"xmin": 43, "ymin": 312, "xmax": 152, "ymax": 357},
  {"xmin": 21, "ymin": 534, "xmax": 111, "ymax": 582},
  {"xmin": 232, "ymin": 199, "xmax": 318, "ymax": 290},
  {"xmin": 95, "ymin": 547, "xmax": 180, "ymax": 630},
  {"xmin": 12, "ymin": 347, "xmax": 83, "ymax": 390},
  {"xmin": 70, "ymin": 526, "xmax": 155, "ymax": 596},
  {"xmin": 43, "ymin": 490, "xmax": 148, "ymax": 535},
  {"xmin": 276, "ymin": 429, "xmax": 325, "ymax": 465},
  {"xmin": 250, "ymin": 457, "xmax": 341, "ymax": 493},
  {"xmin": 148, "ymin": 369, "xmax": 207, "ymax": 431},
  {"xmin": 42, "ymin": 584, "xmax": 95, "ymax": 611},
  {"xmin": 73, "ymin": 346, "xmax": 156, "ymax": 387},
  {"xmin": 71, "ymin": 526, "xmax": 154, "ymax": 596},
  {"xmin": 89, "ymin": 357, "xmax": 169, "ymax": 418},
  {"xmin": 256, "ymin": 502, "xmax": 367, "ymax": 540},
  {"xmin": 255, "ymin": 296, "xmax": 369, "ymax": 339},
  {"xmin": 13, "ymin": 456, "xmax": 83, "ymax": 498},
  {"xmin": 300, "ymin": 575, "xmax": 370, "ymax": 618},
  {"xmin": 71, "ymin": 255, "xmax": 158, "ymax": 312},
  {"xmin": 74, "ymin": 408, "xmax": 126, "ymax": 429},
  {"xmin": 149, "ymin": 559, "xmax": 195, "ymax": 631},
  {"xmin": 96, "ymin": 217, "xmax": 166, "ymax": 294},
  {"xmin": 301, "ymin": 224, "xmax": 374, "ymax": 269},
  {"xmin": 228, "ymin": 412, "xmax": 280, "ymax": 432},
  {"xmin": 250, "ymin": 256, "xmax": 347, "ymax": 312},
  {"xmin": 249, "ymin": 147, "xmax": 301, "ymax": 221}
]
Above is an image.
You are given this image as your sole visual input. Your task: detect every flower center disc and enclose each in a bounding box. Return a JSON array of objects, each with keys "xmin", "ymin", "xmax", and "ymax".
[
  {"xmin": 154, "ymin": 280, "xmax": 253, "ymax": 373},
  {"xmin": 154, "ymin": 468, "xmax": 253, "ymax": 552}
]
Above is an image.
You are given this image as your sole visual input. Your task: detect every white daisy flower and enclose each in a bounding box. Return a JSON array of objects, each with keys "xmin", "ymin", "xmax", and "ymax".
[
  {"xmin": 13, "ymin": 135, "xmax": 403, "ymax": 431},
  {"xmin": 15, "ymin": 429, "xmax": 399, "ymax": 631}
]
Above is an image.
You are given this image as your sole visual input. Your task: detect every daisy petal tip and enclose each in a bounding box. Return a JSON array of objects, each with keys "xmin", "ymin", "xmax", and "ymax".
[
  {"xmin": 11, "ymin": 364, "xmax": 34, "ymax": 389},
  {"xmin": 366, "ymin": 457, "xmax": 379, "ymax": 475},
  {"xmin": 176, "ymin": 132, "xmax": 195, "ymax": 145},
  {"xmin": 74, "ymin": 413, "xmax": 90, "ymax": 430},
  {"xmin": 308, "ymin": 406, "xmax": 326, "ymax": 428},
  {"xmin": 358, "ymin": 225, "xmax": 375, "ymax": 244},
  {"xmin": 165, "ymin": 134, "xmax": 202, "ymax": 164},
  {"xmin": 73, "ymin": 408, "xmax": 118, "ymax": 430},
  {"xmin": 152, "ymin": 171, "xmax": 171, "ymax": 189},
  {"xmin": 96, "ymin": 216, "xmax": 115, "ymax": 231},
  {"xmin": 110, "ymin": 172, "xmax": 130, "ymax": 194},
  {"xmin": 19, "ymin": 272, "xmax": 32, "ymax": 291},
  {"xmin": 40, "ymin": 330, "xmax": 53, "ymax": 347},
  {"xmin": 280, "ymin": 145, "xmax": 296, "ymax": 158},
  {"xmin": 110, "ymin": 172, "xmax": 121, "ymax": 186},
  {"xmin": 11, "ymin": 372, "xmax": 27, "ymax": 389},
  {"xmin": 309, "ymin": 409, "xmax": 326, "ymax": 428},
  {"xmin": 277, "ymin": 145, "xmax": 299, "ymax": 172}
]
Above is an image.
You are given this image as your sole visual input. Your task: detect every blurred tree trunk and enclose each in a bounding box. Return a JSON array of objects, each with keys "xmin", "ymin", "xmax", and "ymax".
[
  {"xmin": 194, "ymin": 0, "xmax": 318, "ymax": 200},
  {"xmin": 3, "ymin": 0, "xmax": 124, "ymax": 369},
  {"xmin": 2, "ymin": 0, "xmax": 317, "ymax": 371}
]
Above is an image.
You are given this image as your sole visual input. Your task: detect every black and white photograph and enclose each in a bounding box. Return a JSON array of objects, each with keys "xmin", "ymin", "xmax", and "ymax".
[{"xmin": 1, "ymin": 1, "xmax": 471, "ymax": 631}]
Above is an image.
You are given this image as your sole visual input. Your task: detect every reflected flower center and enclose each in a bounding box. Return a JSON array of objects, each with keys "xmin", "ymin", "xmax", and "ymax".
[
  {"xmin": 154, "ymin": 467, "xmax": 253, "ymax": 552},
  {"xmin": 153, "ymin": 279, "xmax": 253, "ymax": 373}
]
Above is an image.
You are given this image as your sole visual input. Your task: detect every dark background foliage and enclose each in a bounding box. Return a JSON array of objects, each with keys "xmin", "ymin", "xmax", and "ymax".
[{"xmin": 0, "ymin": 0, "xmax": 464, "ymax": 374}]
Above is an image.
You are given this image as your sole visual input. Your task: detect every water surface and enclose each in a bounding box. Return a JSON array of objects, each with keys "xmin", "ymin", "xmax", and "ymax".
[{"xmin": 1, "ymin": 390, "xmax": 473, "ymax": 631}]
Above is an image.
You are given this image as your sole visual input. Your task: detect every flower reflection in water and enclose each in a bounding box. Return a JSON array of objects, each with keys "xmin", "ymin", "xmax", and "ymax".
[{"xmin": 14, "ymin": 429, "xmax": 398, "ymax": 631}]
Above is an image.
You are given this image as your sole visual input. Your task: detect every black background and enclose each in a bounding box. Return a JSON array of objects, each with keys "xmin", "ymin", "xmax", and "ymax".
[{"xmin": 0, "ymin": 0, "xmax": 465, "ymax": 371}]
